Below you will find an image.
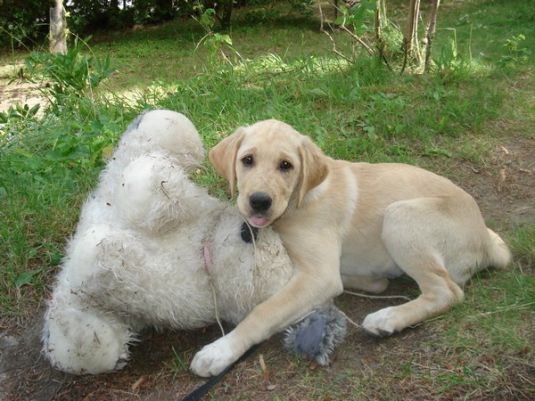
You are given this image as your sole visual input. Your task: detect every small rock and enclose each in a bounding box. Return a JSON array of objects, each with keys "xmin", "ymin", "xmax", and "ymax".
[{"xmin": 0, "ymin": 335, "xmax": 19, "ymax": 349}]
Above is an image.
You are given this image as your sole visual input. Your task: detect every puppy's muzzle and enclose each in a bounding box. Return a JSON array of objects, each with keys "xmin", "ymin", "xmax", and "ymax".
[{"xmin": 249, "ymin": 192, "xmax": 272, "ymax": 213}]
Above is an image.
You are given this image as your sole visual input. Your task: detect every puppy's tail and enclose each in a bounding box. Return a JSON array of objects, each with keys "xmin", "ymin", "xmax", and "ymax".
[{"xmin": 486, "ymin": 228, "xmax": 512, "ymax": 269}]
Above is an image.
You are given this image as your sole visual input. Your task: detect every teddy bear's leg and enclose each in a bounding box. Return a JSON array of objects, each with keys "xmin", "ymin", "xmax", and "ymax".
[
  {"xmin": 42, "ymin": 226, "xmax": 134, "ymax": 374},
  {"xmin": 125, "ymin": 110, "xmax": 205, "ymax": 170},
  {"xmin": 60, "ymin": 224, "xmax": 116, "ymax": 287},
  {"xmin": 43, "ymin": 300, "xmax": 133, "ymax": 375},
  {"xmin": 114, "ymin": 155, "xmax": 220, "ymax": 233}
]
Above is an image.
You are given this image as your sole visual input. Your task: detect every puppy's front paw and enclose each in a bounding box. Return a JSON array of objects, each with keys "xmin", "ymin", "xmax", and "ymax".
[
  {"xmin": 190, "ymin": 335, "xmax": 240, "ymax": 377},
  {"xmin": 362, "ymin": 307, "xmax": 397, "ymax": 337}
]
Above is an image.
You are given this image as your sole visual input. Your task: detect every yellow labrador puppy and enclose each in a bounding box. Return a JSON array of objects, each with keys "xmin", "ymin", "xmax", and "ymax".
[{"xmin": 190, "ymin": 119, "xmax": 511, "ymax": 377}]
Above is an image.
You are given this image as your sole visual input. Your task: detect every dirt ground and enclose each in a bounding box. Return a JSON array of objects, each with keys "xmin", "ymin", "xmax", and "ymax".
[
  {"xmin": 0, "ymin": 82, "xmax": 533, "ymax": 401},
  {"xmin": 0, "ymin": 64, "xmax": 44, "ymax": 114}
]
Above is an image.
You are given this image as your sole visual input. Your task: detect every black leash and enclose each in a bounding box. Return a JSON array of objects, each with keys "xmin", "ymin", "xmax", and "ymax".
[{"xmin": 181, "ymin": 343, "xmax": 261, "ymax": 401}]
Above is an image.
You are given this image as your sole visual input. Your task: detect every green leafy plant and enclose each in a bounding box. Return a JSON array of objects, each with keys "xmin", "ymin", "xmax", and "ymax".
[
  {"xmin": 24, "ymin": 38, "xmax": 114, "ymax": 109},
  {"xmin": 193, "ymin": 5, "xmax": 241, "ymax": 65},
  {"xmin": 0, "ymin": 103, "xmax": 40, "ymax": 125},
  {"xmin": 335, "ymin": 0, "xmax": 376, "ymax": 36},
  {"xmin": 434, "ymin": 28, "xmax": 472, "ymax": 80},
  {"xmin": 0, "ymin": 2, "xmax": 48, "ymax": 51},
  {"xmin": 288, "ymin": 0, "xmax": 315, "ymax": 16},
  {"xmin": 499, "ymin": 34, "xmax": 531, "ymax": 67}
]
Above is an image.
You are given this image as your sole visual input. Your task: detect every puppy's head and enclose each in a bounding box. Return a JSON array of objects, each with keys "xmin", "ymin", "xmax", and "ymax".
[{"xmin": 209, "ymin": 119, "xmax": 328, "ymax": 228}]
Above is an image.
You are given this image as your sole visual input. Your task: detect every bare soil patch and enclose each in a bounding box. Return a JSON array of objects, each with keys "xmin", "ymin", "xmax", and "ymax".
[
  {"xmin": 429, "ymin": 134, "xmax": 535, "ymax": 227},
  {"xmin": 0, "ymin": 64, "xmax": 46, "ymax": 114}
]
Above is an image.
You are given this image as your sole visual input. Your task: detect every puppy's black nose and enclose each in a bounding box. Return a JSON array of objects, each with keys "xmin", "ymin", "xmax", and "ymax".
[{"xmin": 249, "ymin": 192, "xmax": 272, "ymax": 212}]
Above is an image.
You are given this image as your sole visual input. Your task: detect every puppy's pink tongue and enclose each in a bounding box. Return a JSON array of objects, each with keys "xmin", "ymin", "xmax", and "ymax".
[{"xmin": 250, "ymin": 215, "xmax": 268, "ymax": 227}]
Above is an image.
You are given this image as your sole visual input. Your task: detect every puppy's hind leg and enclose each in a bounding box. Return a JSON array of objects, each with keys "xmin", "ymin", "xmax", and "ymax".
[
  {"xmin": 362, "ymin": 198, "xmax": 465, "ymax": 336},
  {"xmin": 342, "ymin": 274, "xmax": 389, "ymax": 294}
]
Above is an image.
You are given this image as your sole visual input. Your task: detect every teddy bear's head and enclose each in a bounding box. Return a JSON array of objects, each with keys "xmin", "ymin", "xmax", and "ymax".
[{"xmin": 119, "ymin": 109, "xmax": 205, "ymax": 172}]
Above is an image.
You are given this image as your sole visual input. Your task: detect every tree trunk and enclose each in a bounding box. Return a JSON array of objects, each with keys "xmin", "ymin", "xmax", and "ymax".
[
  {"xmin": 375, "ymin": 0, "xmax": 387, "ymax": 60},
  {"xmin": 49, "ymin": 0, "xmax": 67, "ymax": 54},
  {"xmin": 155, "ymin": 0, "xmax": 174, "ymax": 20},
  {"xmin": 217, "ymin": 0, "xmax": 233, "ymax": 30},
  {"xmin": 424, "ymin": 0, "xmax": 440, "ymax": 72},
  {"xmin": 401, "ymin": 0, "xmax": 421, "ymax": 73}
]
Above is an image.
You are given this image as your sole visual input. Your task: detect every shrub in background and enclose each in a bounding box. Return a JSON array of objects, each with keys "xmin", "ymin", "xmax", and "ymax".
[
  {"xmin": 0, "ymin": 0, "xmax": 50, "ymax": 50},
  {"xmin": 24, "ymin": 39, "xmax": 114, "ymax": 109}
]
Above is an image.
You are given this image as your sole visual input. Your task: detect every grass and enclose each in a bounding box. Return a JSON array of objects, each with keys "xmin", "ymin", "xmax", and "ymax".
[
  {"xmin": 0, "ymin": 0, "xmax": 534, "ymax": 399},
  {"xmin": 401, "ymin": 270, "xmax": 535, "ymax": 399},
  {"xmin": 167, "ymin": 346, "xmax": 194, "ymax": 377},
  {"xmin": 508, "ymin": 225, "xmax": 535, "ymax": 271}
]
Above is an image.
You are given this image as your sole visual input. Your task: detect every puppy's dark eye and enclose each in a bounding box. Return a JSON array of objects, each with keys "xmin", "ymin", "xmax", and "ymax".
[
  {"xmin": 242, "ymin": 155, "xmax": 254, "ymax": 167},
  {"xmin": 279, "ymin": 160, "xmax": 293, "ymax": 172}
]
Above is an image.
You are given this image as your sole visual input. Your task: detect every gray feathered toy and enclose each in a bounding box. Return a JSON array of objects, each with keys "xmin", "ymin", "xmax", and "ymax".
[{"xmin": 285, "ymin": 305, "xmax": 347, "ymax": 366}]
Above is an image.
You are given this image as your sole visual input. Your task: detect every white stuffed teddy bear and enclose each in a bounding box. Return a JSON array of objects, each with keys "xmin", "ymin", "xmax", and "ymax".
[
  {"xmin": 42, "ymin": 110, "xmax": 299, "ymax": 375},
  {"xmin": 42, "ymin": 110, "xmax": 346, "ymax": 376}
]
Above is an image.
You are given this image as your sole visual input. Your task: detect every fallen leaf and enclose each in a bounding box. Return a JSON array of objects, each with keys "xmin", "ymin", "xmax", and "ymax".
[
  {"xmin": 131, "ymin": 376, "xmax": 146, "ymax": 391},
  {"xmin": 497, "ymin": 168, "xmax": 507, "ymax": 191},
  {"xmin": 259, "ymin": 354, "xmax": 270, "ymax": 383}
]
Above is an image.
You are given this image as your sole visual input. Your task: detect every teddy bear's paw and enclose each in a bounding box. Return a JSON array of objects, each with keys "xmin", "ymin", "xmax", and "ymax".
[
  {"xmin": 190, "ymin": 335, "xmax": 241, "ymax": 377},
  {"xmin": 43, "ymin": 306, "xmax": 133, "ymax": 375}
]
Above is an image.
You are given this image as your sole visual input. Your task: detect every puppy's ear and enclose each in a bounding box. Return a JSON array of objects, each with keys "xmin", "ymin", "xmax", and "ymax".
[
  {"xmin": 209, "ymin": 128, "xmax": 245, "ymax": 198},
  {"xmin": 297, "ymin": 136, "xmax": 328, "ymax": 207}
]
